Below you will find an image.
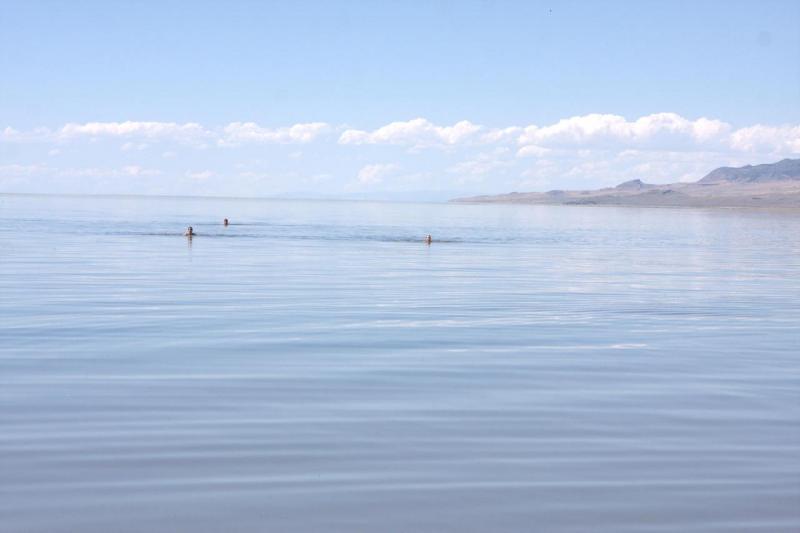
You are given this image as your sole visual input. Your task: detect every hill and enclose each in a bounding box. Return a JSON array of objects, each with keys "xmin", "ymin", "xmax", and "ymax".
[{"xmin": 452, "ymin": 158, "xmax": 800, "ymax": 208}]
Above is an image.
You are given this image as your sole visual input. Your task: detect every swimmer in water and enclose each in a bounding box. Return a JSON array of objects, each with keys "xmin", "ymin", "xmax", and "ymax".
[
  {"xmin": 425, "ymin": 234, "xmax": 432, "ymax": 244},
  {"xmin": 184, "ymin": 226, "xmax": 194, "ymax": 237},
  {"xmin": 223, "ymin": 218, "xmax": 229, "ymax": 226}
]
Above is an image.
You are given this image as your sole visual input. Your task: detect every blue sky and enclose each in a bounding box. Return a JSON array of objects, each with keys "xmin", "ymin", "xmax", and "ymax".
[{"xmin": 1, "ymin": 0, "xmax": 799, "ymax": 198}]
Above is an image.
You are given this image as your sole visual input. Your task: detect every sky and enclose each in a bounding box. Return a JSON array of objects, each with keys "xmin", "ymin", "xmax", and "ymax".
[{"xmin": 1, "ymin": 0, "xmax": 799, "ymax": 199}]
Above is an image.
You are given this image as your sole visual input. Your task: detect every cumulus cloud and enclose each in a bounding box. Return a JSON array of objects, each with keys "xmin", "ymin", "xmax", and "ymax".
[
  {"xmin": 480, "ymin": 127, "xmax": 523, "ymax": 144},
  {"xmin": 3, "ymin": 114, "xmax": 800, "ymax": 196},
  {"xmin": 334, "ymin": 113, "xmax": 796, "ymax": 157},
  {"xmin": 516, "ymin": 145, "xmax": 551, "ymax": 157},
  {"xmin": 60, "ymin": 121, "xmax": 210, "ymax": 144},
  {"xmin": 517, "ymin": 113, "xmax": 732, "ymax": 150},
  {"xmin": 729, "ymin": 124, "xmax": 800, "ymax": 154},
  {"xmin": 357, "ymin": 163, "xmax": 399, "ymax": 185},
  {"xmin": 4, "ymin": 115, "xmax": 798, "ymax": 157},
  {"xmin": 339, "ymin": 118, "xmax": 482, "ymax": 148},
  {"xmin": 221, "ymin": 122, "xmax": 330, "ymax": 145}
]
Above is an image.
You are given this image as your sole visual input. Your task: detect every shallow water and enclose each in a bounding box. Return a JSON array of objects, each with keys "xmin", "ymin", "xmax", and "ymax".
[{"xmin": 1, "ymin": 194, "xmax": 799, "ymax": 532}]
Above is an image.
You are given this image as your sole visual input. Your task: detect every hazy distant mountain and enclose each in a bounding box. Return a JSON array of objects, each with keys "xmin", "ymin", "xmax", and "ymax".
[
  {"xmin": 697, "ymin": 158, "xmax": 800, "ymax": 184},
  {"xmin": 452, "ymin": 159, "xmax": 800, "ymax": 208},
  {"xmin": 615, "ymin": 179, "xmax": 657, "ymax": 191}
]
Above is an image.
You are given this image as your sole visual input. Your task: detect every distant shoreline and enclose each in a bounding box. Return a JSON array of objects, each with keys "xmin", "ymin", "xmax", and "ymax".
[
  {"xmin": 3, "ymin": 191, "xmax": 800, "ymax": 211},
  {"xmin": 451, "ymin": 193, "xmax": 800, "ymax": 210},
  {"xmin": 452, "ymin": 158, "xmax": 800, "ymax": 210}
]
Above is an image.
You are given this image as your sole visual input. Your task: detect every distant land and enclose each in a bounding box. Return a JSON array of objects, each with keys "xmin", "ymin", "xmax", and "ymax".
[{"xmin": 452, "ymin": 159, "xmax": 800, "ymax": 208}]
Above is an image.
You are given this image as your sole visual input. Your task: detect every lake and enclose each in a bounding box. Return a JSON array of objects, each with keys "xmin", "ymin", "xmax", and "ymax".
[{"xmin": 1, "ymin": 194, "xmax": 799, "ymax": 532}]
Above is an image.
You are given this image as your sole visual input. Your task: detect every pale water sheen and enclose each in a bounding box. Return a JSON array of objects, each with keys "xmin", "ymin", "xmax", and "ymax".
[{"xmin": 1, "ymin": 194, "xmax": 799, "ymax": 533}]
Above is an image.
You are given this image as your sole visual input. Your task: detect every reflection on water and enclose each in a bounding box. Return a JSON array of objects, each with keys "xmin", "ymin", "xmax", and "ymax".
[{"xmin": 1, "ymin": 194, "xmax": 799, "ymax": 533}]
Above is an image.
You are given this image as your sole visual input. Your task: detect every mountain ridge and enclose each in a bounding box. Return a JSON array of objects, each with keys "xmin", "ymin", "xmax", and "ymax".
[
  {"xmin": 452, "ymin": 158, "xmax": 800, "ymax": 208},
  {"xmin": 697, "ymin": 158, "xmax": 800, "ymax": 184}
]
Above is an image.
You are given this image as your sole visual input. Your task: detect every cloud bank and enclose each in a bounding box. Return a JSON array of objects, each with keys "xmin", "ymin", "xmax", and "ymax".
[
  {"xmin": 2, "ymin": 113, "xmax": 799, "ymax": 197},
  {"xmin": 4, "ymin": 114, "xmax": 797, "ymax": 155},
  {"xmin": 60, "ymin": 121, "xmax": 209, "ymax": 141}
]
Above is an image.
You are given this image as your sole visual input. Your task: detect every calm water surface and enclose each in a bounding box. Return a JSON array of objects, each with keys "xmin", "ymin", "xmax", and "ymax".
[{"xmin": 1, "ymin": 194, "xmax": 799, "ymax": 532}]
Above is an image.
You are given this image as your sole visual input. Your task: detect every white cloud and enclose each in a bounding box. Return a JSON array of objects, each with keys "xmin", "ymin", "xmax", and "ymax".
[
  {"xmin": 221, "ymin": 122, "xmax": 330, "ymax": 145},
  {"xmin": 729, "ymin": 124, "xmax": 800, "ymax": 154},
  {"xmin": 3, "ymin": 114, "xmax": 800, "ymax": 197},
  {"xmin": 339, "ymin": 118, "xmax": 481, "ymax": 148},
  {"xmin": 357, "ymin": 163, "xmax": 399, "ymax": 185},
  {"xmin": 480, "ymin": 127, "xmax": 523, "ymax": 144},
  {"xmin": 60, "ymin": 121, "xmax": 209, "ymax": 144},
  {"xmin": 692, "ymin": 117, "xmax": 732, "ymax": 143},
  {"xmin": 336, "ymin": 113, "xmax": 794, "ymax": 158},
  {"xmin": 517, "ymin": 113, "xmax": 732, "ymax": 150},
  {"xmin": 516, "ymin": 145, "xmax": 551, "ymax": 157},
  {"xmin": 3, "ymin": 115, "xmax": 797, "ymax": 158}
]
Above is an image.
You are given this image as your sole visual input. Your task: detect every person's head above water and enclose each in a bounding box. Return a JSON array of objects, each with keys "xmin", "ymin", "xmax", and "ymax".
[
  {"xmin": 185, "ymin": 226, "xmax": 194, "ymax": 236},
  {"xmin": 223, "ymin": 218, "xmax": 229, "ymax": 226},
  {"xmin": 425, "ymin": 234, "xmax": 432, "ymax": 244}
]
